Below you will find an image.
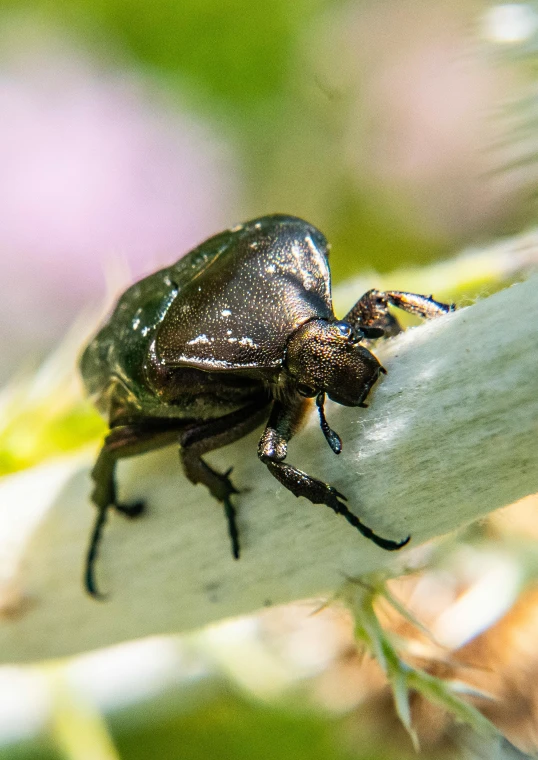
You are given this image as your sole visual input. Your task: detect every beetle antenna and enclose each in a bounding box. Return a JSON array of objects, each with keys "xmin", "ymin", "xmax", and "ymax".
[{"xmin": 316, "ymin": 393, "xmax": 342, "ymax": 454}]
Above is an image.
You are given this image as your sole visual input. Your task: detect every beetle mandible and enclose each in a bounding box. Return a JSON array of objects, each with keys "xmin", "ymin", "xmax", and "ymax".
[{"xmin": 81, "ymin": 214, "xmax": 454, "ymax": 596}]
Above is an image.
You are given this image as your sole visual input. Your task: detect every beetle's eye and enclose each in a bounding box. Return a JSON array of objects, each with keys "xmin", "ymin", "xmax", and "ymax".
[
  {"xmin": 297, "ymin": 384, "xmax": 317, "ymax": 398},
  {"xmin": 334, "ymin": 323, "xmax": 353, "ymax": 339},
  {"xmin": 334, "ymin": 322, "xmax": 363, "ymax": 344}
]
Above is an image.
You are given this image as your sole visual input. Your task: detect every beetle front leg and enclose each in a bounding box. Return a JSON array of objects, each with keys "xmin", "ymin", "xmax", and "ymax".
[
  {"xmin": 344, "ymin": 289, "xmax": 455, "ymax": 337},
  {"xmin": 258, "ymin": 400, "xmax": 410, "ymax": 551}
]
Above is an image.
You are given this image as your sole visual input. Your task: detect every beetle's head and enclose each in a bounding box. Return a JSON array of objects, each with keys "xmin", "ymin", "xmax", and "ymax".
[{"xmin": 285, "ymin": 319, "xmax": 383, "ymax": 407}]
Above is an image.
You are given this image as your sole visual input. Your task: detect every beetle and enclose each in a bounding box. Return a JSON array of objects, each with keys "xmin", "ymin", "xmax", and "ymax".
[{"xmin": 81, "ymin": 214, "xmax": 454, "ymax": 597}]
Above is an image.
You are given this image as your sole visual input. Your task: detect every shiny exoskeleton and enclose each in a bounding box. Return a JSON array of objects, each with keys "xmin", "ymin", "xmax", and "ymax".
[{"xmin": 81, "ymin": 214, "xmax": 454, "ymax": 597}]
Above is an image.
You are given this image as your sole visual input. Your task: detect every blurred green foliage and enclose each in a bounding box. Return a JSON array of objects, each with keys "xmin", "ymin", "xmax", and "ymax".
[
  {"xmin": 114, "ymin": 694, "xmax": 368, "ymax": 760},
  {"xmin": 1, "ymin": 689, "xmax": 422, "ymax": 760},
  {"xmin": 0, "ymin": 399, "xmax": 104, "ymax": 476},
  {"xmin": 3, "ymin": 0, "xmax": 320, "ymax": 111}
]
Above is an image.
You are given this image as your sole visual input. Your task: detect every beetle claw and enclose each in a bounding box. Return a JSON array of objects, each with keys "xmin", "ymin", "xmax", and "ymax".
[
  {"xmin": 115, "ymin": 500, "xmax": 145, "ymax": 519},
  {"xmin": 325, "ymin": 490, "xmax": 410, "ymax": 551}
]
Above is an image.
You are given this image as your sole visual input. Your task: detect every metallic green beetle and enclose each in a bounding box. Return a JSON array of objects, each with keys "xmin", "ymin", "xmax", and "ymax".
[{"xmin": 81, "ymin": 214, "xmax": 454, "ymax": 597}]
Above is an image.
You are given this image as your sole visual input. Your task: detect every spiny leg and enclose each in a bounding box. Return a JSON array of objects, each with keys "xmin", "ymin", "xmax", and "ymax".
[
  {"xmin": 179, "ymin": 399, "xmax": 271, "ymax": 559},
  {"xmin": 258, "ymin": 398, "xmax": 409, "ymax": 551},
  {"xmin": 179, "ymin": 450, "xmax": 240, "ymax": 558},
  {"xmin": 381, "ymin": 290, "xmax": 455, "ymax": 319},
  {"xmin": 87, "ymin": 423, "xmax": 180, "ymax": 598},
  {"xmin": 344, "ymin": 289, "xmax": 455, "ymax": 337}
]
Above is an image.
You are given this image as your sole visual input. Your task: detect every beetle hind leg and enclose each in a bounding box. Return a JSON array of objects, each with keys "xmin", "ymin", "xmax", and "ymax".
[
  {"xmin": 91, "ymin": 446, "xmax": 146, "ymax": 521},
  {"xmin": 86, "ymin": 424, "xmax": 180, "ymax": 598}
]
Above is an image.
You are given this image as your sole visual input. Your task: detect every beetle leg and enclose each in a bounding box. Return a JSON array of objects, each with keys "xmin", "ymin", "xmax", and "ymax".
[
  {"xmin": 258, "ymin": 400, "xmax": 410, "ymax": 551},
  {"xmin": 179, "ymin": 400, "xmax": 271, "ymax": 560},
  {"xmin": 87, "ymin": 423, "xmax": 180, "ymax": 598},
  {"xmin": 344, "ymin": 289, "xmax": 455, "ymax": 337}
]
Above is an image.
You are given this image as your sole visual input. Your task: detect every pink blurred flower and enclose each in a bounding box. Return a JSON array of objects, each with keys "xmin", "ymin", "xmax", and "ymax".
[{"xmin": 0, "ymin": 27, "xmax": 240, "ymax": 380}]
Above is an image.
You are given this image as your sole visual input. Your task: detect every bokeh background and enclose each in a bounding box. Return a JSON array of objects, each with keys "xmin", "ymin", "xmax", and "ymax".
[{"xmin": 2, "ymin": 0, "xmax": 538, "ymax": 758}]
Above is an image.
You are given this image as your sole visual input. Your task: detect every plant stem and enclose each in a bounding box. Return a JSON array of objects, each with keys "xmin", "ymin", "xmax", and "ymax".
[{"xmin": 1, "ymin": 274, "xmax": 538, "ymax": 662}]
